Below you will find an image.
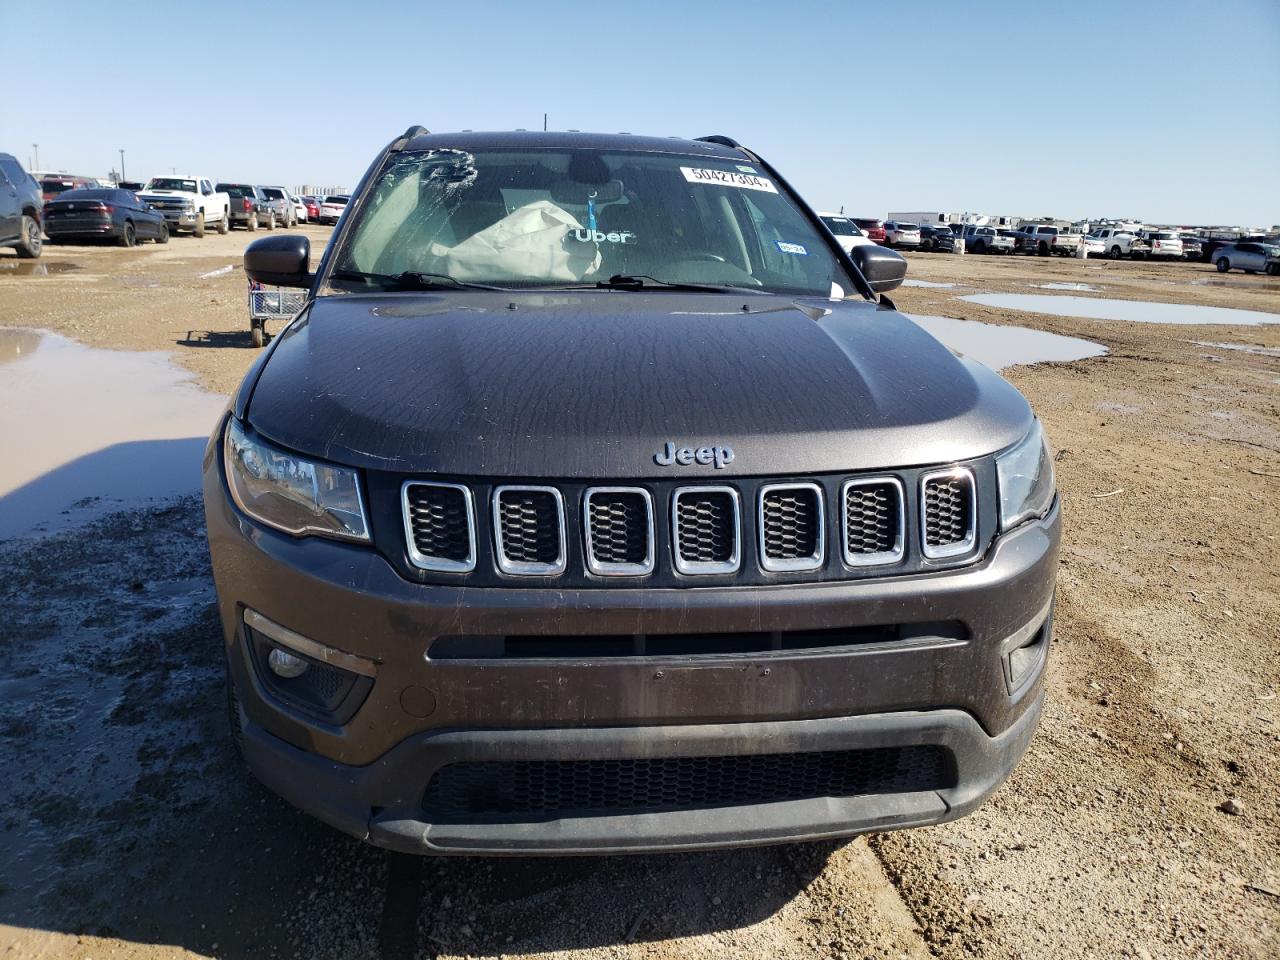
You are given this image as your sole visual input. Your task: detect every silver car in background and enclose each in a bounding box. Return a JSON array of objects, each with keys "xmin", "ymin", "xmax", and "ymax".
[{"xmin": 1213, "ymin": 241, "xmax": 1280, "ymax": 275}]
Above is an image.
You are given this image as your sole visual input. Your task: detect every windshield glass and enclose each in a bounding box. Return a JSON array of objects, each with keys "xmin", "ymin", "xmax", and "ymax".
[
  {"xmin": 146, "ymin": 178, "xmax": 197, "ymax": 192},
  {"xmin": 897, "ymin": 223, "xmax": 919, "ymax": 230},
  {"xmin": 219, "ymin": 184, "xmax": 254, "ymax": 197},
  {"xmin": 820, "ymin": 216, "xmax": 859, "ymax": 237},
  {"xmin": 330, "ymin": 148, "xmax": 853, "ymax": 295},
  {"xmin": 325, "ymin": 196, "xmax": 348, "ymax": 205},
  {"xmin": 261, "ymin": 188, "xmax": 284, "ymax": 199}
]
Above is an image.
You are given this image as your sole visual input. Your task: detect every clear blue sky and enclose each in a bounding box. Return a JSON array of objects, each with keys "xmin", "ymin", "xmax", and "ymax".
[{"xmin": 5, "ymin": 0, "xmax": 1277, "ymax": 226}]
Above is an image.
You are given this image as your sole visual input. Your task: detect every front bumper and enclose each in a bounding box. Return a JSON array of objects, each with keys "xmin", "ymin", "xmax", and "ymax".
[
  {"xmin": 206, "ymin": 449, "xmax": 1059, "ymax": 854},
  {"xmin": 158, "ymin": 210, "xmax": 199, "ymax": 227}
]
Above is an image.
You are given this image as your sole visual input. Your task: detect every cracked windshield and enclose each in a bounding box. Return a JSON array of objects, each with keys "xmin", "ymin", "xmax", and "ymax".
[{"xmin": 333, "ymin": 148, "xmax": 853, "ymax": 295}]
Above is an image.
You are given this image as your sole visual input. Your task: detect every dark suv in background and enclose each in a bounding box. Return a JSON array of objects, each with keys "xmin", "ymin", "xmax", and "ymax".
[
  {"xmin": 208, "ymin": 127, "xmax": 1059, "ymax": 856},
  {"xmin": 0, "ymin": 152, "xmax": 43, "ymax": 258}
]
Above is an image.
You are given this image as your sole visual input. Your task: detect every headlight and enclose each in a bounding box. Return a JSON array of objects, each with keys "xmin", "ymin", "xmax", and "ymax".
[
  {"xmin": 997, "ymin": 420, "xmax": 1055, "ymax": 531},
  {"xmin": 224, "ymin": 418, "xmax": 369, "ymax": 541}
]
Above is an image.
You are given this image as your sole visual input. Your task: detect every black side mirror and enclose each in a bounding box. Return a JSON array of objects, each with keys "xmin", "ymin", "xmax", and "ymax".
[
  {"xmin": 244, "ymin": 234, "xmax": 313, "ymax": 288},
  {"xmin": 850, "ymin": 244, "xmax": 908, "ymax": 294}
]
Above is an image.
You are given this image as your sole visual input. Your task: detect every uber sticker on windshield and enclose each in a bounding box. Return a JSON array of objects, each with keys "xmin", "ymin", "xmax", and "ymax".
[
  {"xmin": 775, "ymin": 241, "xmax": 808, "ymax": 255},
  {"xmin": 681, "ymin": 167, "xmax": 778, "ymax": 193}
]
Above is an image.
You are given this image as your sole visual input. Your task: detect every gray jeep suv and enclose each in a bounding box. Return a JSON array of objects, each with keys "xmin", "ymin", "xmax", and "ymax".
[{"xmin": 204, "ymin": 128, "xmax": 1059, "ymax": 855}]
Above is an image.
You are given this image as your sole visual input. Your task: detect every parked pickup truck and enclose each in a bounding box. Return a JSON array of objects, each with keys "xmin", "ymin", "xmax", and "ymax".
[
  {"xmin": 217, "ymin": 183, "xmax": 273, "ymax": 231},
  {"xmin": 1089, "ymin": 227, "xmax": 1150, "ymax": 260},
  {"xmin": 963, "ymin": 225, "xmax": 1015, "ymax": 254},
  {"xmin": 139, "ymin": 176, "xmax": 230, "ymax": 237},
  {"xmin": 1015, "ymin": 224, "xmax": 1080, "ymax": 257}
]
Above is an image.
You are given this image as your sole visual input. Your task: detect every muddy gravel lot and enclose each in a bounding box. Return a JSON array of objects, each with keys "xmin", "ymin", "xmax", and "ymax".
[{"xmin": 1, "ymin": 232, "xmax": 1277, "ymax": 959}]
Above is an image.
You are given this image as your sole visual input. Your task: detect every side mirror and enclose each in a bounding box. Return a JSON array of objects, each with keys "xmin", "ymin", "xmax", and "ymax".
[
  {"xmin": 244, "ymin": 234, "xmax": 313, "ymax": 288},
  {"xmin": 850, "ymin": 243, "xmax": 907, "ymax": 294}
]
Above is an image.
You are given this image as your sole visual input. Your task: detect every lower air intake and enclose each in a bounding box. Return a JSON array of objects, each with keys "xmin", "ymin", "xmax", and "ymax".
[{"xmin": 422, "ymin": 746, "xmax": 952, "ymax": 821}]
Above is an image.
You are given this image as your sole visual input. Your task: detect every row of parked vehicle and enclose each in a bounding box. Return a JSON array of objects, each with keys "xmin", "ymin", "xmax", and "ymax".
[
  {"xmin": 0, "ymin": 151, "xmax": 356, "ymax": 257},
  {"xmin": 825, "ymin": 214, "xmax": 1280, "ymax": 276}
]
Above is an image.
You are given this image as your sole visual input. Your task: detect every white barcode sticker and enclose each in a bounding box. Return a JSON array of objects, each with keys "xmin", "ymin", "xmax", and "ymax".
[{"xmin": 680, "ymin": 167, "xmax": 778, "ymax": 193}]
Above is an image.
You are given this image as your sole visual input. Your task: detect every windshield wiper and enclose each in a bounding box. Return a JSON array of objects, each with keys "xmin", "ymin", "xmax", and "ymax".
[
  {"xmin": 593, "ymin": 274, "xmax": 747, "ymax": 293},
  {"xmin": 329, "ymin": 269, "xmax": 508, "ymax": 291}
]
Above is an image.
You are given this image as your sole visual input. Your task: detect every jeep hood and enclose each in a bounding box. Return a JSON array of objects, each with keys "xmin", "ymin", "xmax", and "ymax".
[{"xmin": 245, "ymin": 291, "xmax": 1033, "ymax": 478}]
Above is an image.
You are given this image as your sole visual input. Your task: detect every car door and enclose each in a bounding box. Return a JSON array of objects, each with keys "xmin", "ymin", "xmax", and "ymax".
[
  {"xmin": 1236, "ymin": 243, "xmax": 1263, "ymax": 270},
  {"xmin": 129, "ymin": 191, "xmax": 159, "ymax": 238},
  {"xmin": 0, "ymin": 157, "xmax": 22, "ymax": 242}
]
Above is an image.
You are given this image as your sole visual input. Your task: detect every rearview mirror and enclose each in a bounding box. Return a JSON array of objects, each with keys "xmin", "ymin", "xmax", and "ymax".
[
  {"xmin": 849, "ymin": 244, "xmax": 908, "ymax": 294},
  {"xmin": 244, "ymin": 234, "xmax": 313, "ymax": 288}
]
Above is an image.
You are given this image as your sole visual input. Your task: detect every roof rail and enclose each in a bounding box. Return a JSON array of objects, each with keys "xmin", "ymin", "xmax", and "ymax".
[
  {"xmin": 695, "ymin": 135, "xmax": 743, "ymax": 149},
  {"xmin": 390, "ymin": 125, "xmax": 430, "ymax": 151}
]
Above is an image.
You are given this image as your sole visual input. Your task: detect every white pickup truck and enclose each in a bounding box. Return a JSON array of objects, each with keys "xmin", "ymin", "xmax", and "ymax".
[{"xmin": 138, "ymin": 175, "xmax": 230, "ymax": 237}]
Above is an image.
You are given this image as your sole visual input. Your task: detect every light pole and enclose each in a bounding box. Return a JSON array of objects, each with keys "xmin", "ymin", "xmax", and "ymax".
[
  {"xmin": 118, "ymin": 149, "xmax": 126, "ymax": 183},
  {"xmin": 32, "ymin": 144, "xmax": 39, "ymax": 171}
]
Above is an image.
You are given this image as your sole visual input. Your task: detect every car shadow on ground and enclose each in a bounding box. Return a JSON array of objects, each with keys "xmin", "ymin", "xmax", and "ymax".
[
  {"xmin": 0, "ymin": 494, "xmax": 836, "ymax": 960},
  {"xmin": 178, "ymin": 329, "xmax": 265, "ymax": 350}
]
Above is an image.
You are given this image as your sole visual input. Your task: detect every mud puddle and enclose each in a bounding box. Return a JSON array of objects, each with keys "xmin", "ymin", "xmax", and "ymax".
[
  {"xmin": 902, "ymin": 279, "xmax": 956, "ymax": 288},
  {"xmin": 908, "ymin": 314, "xmax": 1106, "ymax": 370},
  {"xmin": 0, "ymin": 329, "xmax": 226, "ymax": 540},
  {"xmin": 961, "ymin": 293, "xmax": 1279, "ymax": 325},
  {"xmin": 0, "ymin": 261, "xmax": 83, "ymax": 277},
  {"xmin": 1187, "ymin": 339, "xmax": 1280, "ymax": 358},
  {"xmin": 1034, "ymin": 282, "xmax": 1101, "ymax": 292}
]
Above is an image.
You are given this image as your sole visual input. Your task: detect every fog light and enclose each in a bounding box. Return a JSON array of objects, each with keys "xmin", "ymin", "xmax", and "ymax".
[{"xmin": 268, "ymin": 648, "xmax": 308, "ymax": 679}]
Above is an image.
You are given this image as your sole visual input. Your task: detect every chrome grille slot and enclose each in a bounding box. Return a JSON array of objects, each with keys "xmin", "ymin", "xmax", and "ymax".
[
  {"xmin": 842, "ymin": 477, "xmax": 905, "ymax": 566},
  {"xmin": 402, "ymin": 481, "xmax": 476, "ymax": 572},
  {"xmin": 584, "ymin": 487, "xmax": 654, "ymax": 576},
  {"xmin": 921, "ymin": 468, "xmax": 976, "ymax": 559},
  {"xmin": 759, "ymin": 482, "xmax": 824, "ymax": 572},
  {"xmin": 493, "ymin": 486, "xmax": 566, "ymax": 575},
  {"xmin": 672, "ymin": 486, "xmax": 741, "ymax": 575}
]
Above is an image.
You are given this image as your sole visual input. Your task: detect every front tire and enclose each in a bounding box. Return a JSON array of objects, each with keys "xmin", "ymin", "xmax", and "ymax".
[
  {"xmin": 156, "ymin": 223, "xmax": 169, "ymax": 244},
  {"xmin": 194, "ymin": 214, "xmax": 206, "ymax": 238},
  {"xmin": 118, "ymin": 222, "xmax": 136, "ymax": 247},
  {"xmin": 1216, "ymin": 257, "xmax": 1230, "ymax": 273},
  {"xmin": 1108, "ymin": 245, "xmax": 1122, "ymax": 260},
  {"xmin": 14, "ymin": 215, "xmax": 42, "ymax": 258},
  {"xmin": 247, "ymin": 215, "xmax": 258, "ymax": 232},
  {"xmin": 217, "ymin": 212, "xmax": 229, "ymax": 235},
  {"xmin": 266, "ymin": 212, "xmax": 276, "ymax": 231}
]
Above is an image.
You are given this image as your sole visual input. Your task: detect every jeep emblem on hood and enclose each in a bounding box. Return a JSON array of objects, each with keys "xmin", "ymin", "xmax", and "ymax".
[{"xmin": 654, "ymin": 441, "xmax": 735, "ymax": 469}]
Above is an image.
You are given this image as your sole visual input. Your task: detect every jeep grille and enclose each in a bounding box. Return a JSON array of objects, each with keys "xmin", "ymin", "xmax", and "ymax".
[
  {"xmin": 584, "ymin": 488, "xmax": 654, "ymax": 576},
  {"xmin": 921, "ymin": 468, "xmax": 976, "ymax": 559},
  {"xmin": 403, "ymin": 482, "xmax": 475, "ymax": 573},
  {"xmin": 759, "ymin": 483, "xmax": 824, "ymax": 572},
  {"xmin": 493, "ymin": 486, "xmax": 566, "ymax": 575},
  {"xmin": 842, "ymin": 478, "xmax": 905, "ymax": 566},
  {"xmin": 672, "ymin": 486, "xmax": 741, "ymax": 575}
]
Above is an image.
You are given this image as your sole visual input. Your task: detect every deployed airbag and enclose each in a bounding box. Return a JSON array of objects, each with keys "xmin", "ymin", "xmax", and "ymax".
[{"xmin": 427, "ymin": 201, "xmax": 601, "ymax": 282}]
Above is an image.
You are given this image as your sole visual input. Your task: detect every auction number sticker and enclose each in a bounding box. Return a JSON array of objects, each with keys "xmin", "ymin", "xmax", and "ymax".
[{"xmin": 681, "ymin": 167, "xmax": 778, "ymax": 193}]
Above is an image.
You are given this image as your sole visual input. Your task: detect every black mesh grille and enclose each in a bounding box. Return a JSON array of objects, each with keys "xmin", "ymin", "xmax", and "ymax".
[
  {"xmin": 844, "ymin": 481, "xmax": 902, "ymax": 558},
  {"xmin": 761, "ymin": 486, "xmax": 821, "ymax": 561},
  {"xmin": 422, "ymin": 746, "xmax": 951, "ymax": 821},
  {"xmin": 924, "ymin": 474, "xmax": 974, "ymax": 549},
  {"xmin": 587, "ymin": 491, "xmax": 649, "ymax": 566},
  {"xmin": 675, "ymin": 490, "xmax": 736, "ymax": 565},
  {"xmin": 497, "ymin": 489, "xmax": 562, "ymax": 566},
  {"xmin": 405, "ymin": 484, "xmax": 471, "ymax": 564}
]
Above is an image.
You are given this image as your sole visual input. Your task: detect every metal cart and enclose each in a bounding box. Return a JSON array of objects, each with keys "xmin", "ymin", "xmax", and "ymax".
[{"xmin": 248, "ymin": 282, "xmax": 306, "ymax": 347}]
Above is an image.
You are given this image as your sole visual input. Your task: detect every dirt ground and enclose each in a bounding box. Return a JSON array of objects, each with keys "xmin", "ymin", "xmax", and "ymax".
[{"xmin": 1, "ymin": 232, "xmax": 1277, "ymax": 960}]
